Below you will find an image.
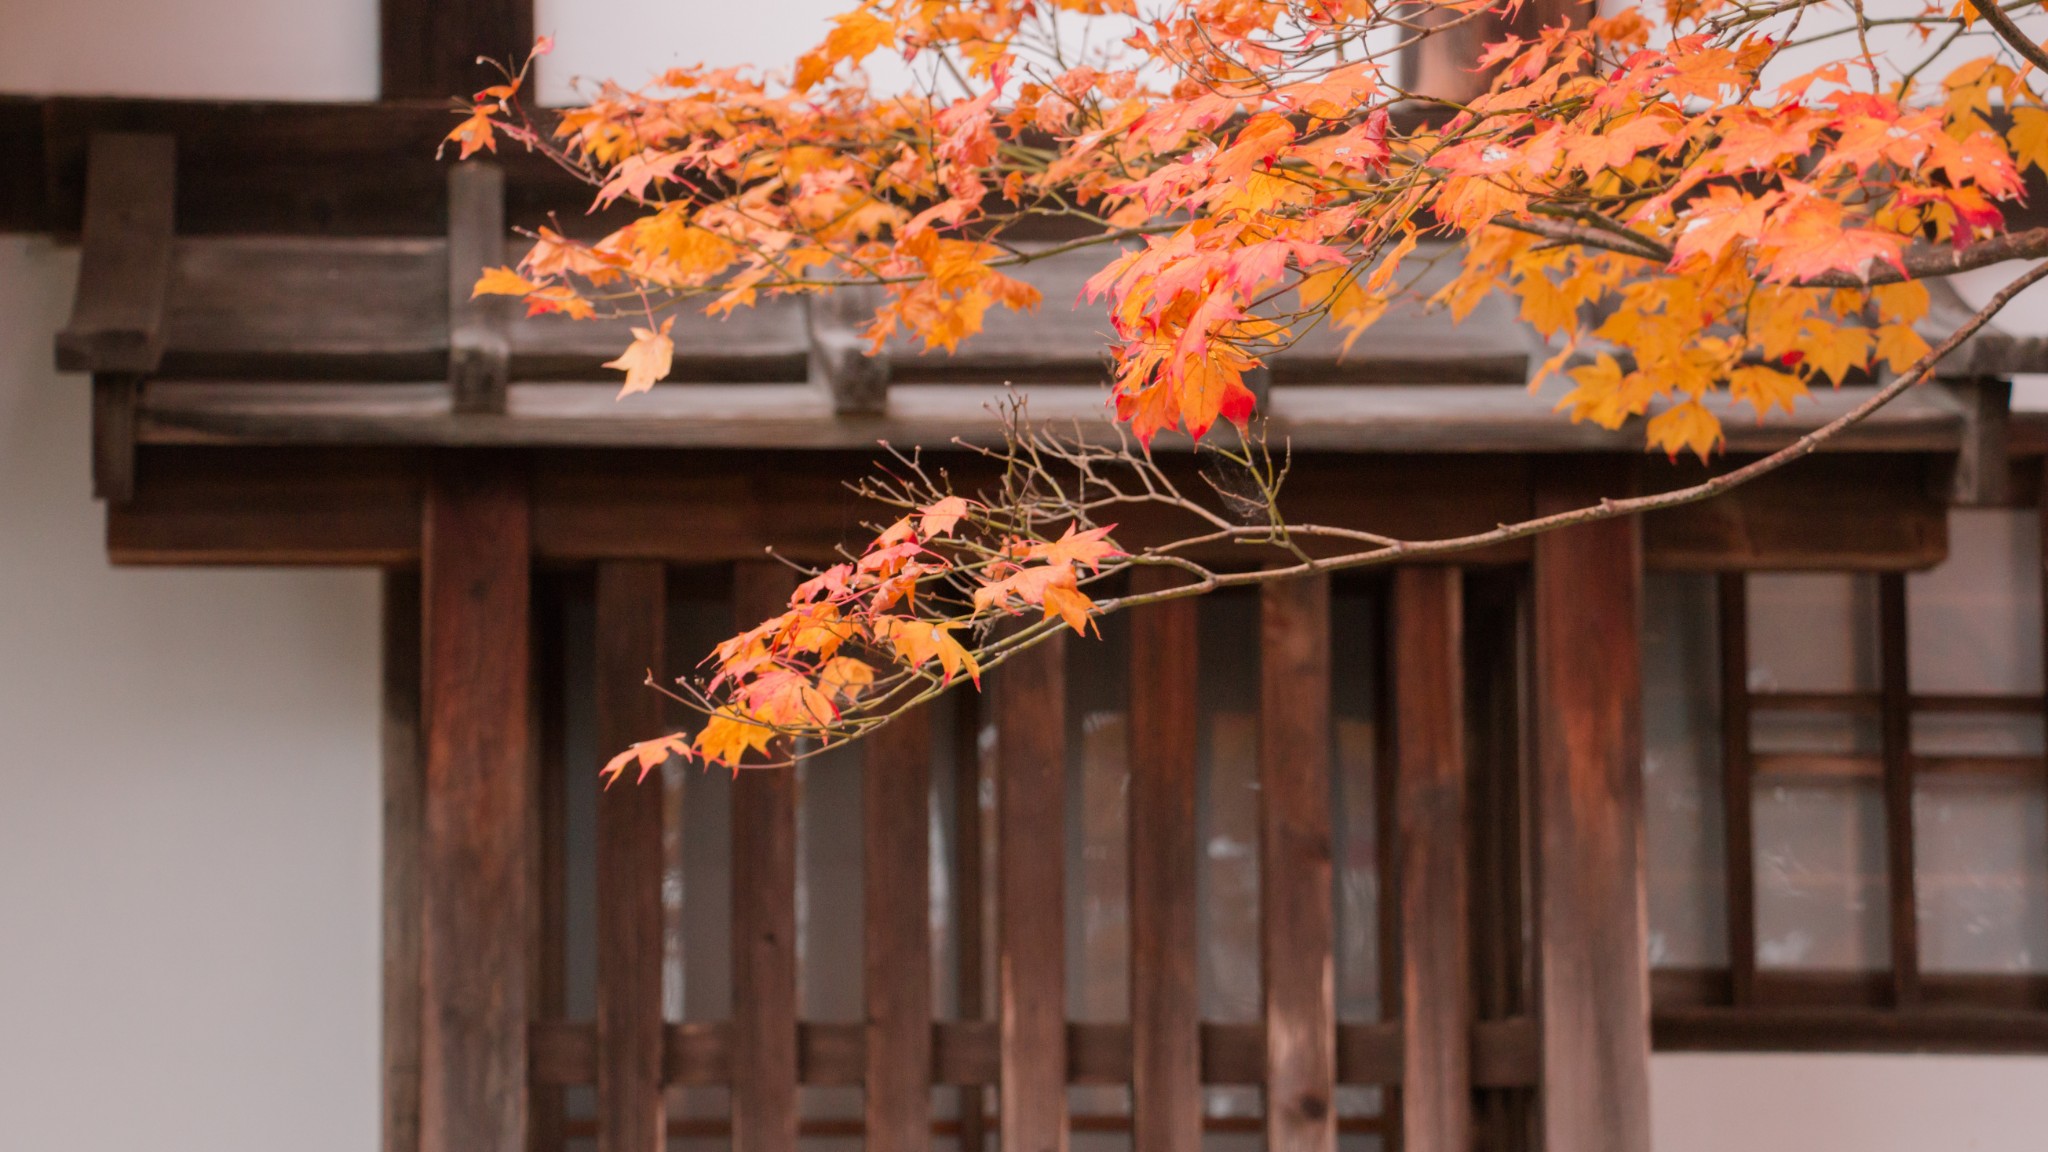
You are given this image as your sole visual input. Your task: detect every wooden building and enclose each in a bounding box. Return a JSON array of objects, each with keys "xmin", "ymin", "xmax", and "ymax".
[{"xmin": 9, "ymin": 5, "xmax": 2048, "ymax": 1152}]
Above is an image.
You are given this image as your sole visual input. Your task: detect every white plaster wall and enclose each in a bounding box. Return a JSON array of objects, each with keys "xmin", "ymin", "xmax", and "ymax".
[
  {"xmin": 0, "ymin": 6, "xmax": 382, "ymax": 1152},
  {"xmin": 4, "ymin": 4, "xmax": 2048, "ymax": 1151}
]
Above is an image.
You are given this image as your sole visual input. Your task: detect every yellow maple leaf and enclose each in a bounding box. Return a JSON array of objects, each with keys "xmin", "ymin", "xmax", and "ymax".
[
  {"xmin": 1646, "ymin": 399, "xmax": 1724, "ymax": 461},
  {"xmin": 1728, "ymin": 365, "xmax": 1806, "ymax": 417},
  {"xmin": 472, "ymin": 266, "xmax": 538, "ymax": 298},
  {"xmin": 604, "ymin": 318, "xmax": 676, "ymax": 398}
]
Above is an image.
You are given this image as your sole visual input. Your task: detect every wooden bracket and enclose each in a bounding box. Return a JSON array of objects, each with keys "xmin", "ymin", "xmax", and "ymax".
[
  {"xmin": 806, "ymin": 286, "xmax": 890, "ymax": 416},
  {"xmin": 57, "ymin": 133, "xmax": 175, "ymax": 504},
  {"xmin": 1942, "ymin": 377, "xmax": 2012, "ymax": 507},
  {"xmin": 447, "ymin": 161, "xmax": 510, "ymax": 415}
]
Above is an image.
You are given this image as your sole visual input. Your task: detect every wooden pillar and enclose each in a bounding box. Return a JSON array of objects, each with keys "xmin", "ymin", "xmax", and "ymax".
[
  {"xmin": 1394, "ymin": 567, "xmax": 1472, "ymax": 1152},
  {"xmin": 864, "ymin": 705, "xmax": 933, "ymax": 1152},
  {"xmin": 731, "ymin": 562, "xmax": 800, "ymax": 1152},
  {"xmin": 1531, "ymin": 499, "xmax": 1651, "ymax": 1152},
  {"xmin": 383, "ymin": 572, "xmax": 424, "ymax": 1152},
  {"xmin": 595, "ymin": 562, "xmax": 668, "ymax": 1152},
  {"xmin": 1716, "ymin": 575, "xmax": 1758, "ymax": 1008},
  {"xmin": 1128, "ymin": 573, "xmax": 1201, "ymax": 1152},
  {"xmin": 420, "ymin": 463, "xmax": 532, "ymax": 1152},
  {"xmin": 997, "ymin": 630, "xmax": 1068, "ymax": 1152},
  {"xmin": 951, "ymin": 688, "xmax": 988, "ymax": 1152},
  {"xmin": 1261, "ymin": 574, "xmax": 1337, "ymax": 1152},
  {"xmin": 1878, "ymin": 573, "xmax": 1922, "ymax": 1007}
]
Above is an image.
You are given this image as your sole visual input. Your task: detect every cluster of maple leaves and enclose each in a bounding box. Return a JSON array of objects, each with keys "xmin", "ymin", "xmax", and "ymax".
[{"xmin": 446, "ymin": 0, "xmax": 2048, "ymax": 768}]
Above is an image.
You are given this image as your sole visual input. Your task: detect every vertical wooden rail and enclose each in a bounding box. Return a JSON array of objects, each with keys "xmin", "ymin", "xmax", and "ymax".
[
  {"xmin": 1260, "ymin": 574, "xmax": 1337, "ymax": 1152},
  {"xmin": 531, "ymin": 577, "xmax": 569, "ymax": 1152},
  {"xmin": 421, "ymin": 463, "xmax": 531, "ymax": 1152},
  {"xmin": 383, "ymin": 572, "xmax": 424, "ymax": 1152},
  {"xmin": 731, "ymin": 562, "xmax": 800, "ymax": 1152},
  {"xmin": 952, "ymin": 689, "xmax": 988, "ymax": 1152},
  {"xmin": 1717, "ymin": 574, "xmax": 1758, "ymax": 1008},
  {"xmin": 1531, "ymin": 503, "xmax": 1651, "ymax": 1152},
  {"xmin": 1393, "ymin": 568, "xmax": 1471, "ymax": 1152},
  {"xmin": 595, "ymin": 562, "xmax": 668, "ymax": 1152},
  {"xmin": 998, "ymin": 629, "xmax": 1069, "ymax": 1152},
  {"xmin": 1127, "ymin": 572, "xmax": 1201, "ymax": 1152},
  {"xmin": 1878, "ymin": 573, "xmax": 1922, "ymax": 1008},
  {"xmin": 865, "ymin": 703, "xmax": 933, "ymax": 1151}
]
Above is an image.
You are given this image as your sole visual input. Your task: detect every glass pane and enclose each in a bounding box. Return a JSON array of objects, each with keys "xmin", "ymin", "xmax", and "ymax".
[
  {"xmin": 1754, "ymin": 780, "xmax": 1890, "ymax": 970},
  {"xmin": 1746, "ymin": 573, "xmax": 1879, "ymax": 693},
  {"xmin": 1908, "ymin": 509, "xmax": 2043, "ymax": 696},
  {"xmin": 1916, "ymin": 775, "xmax": 2048, "ymax": 973},
  {"xmin": 1912, "ymin": 712, "xmax": 2045, "ymax": 758},
  {"xmin": 1641, "ymin": 573, "xmax": 1727, "ymax": 969},
  {"xmin": 1750, "ymin": 710, "xmax": 1880, "ymax": 757}
]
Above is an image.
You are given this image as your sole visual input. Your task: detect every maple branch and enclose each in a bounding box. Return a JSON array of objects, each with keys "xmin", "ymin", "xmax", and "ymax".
[
  {"xmin": 1966, "ymin": 0, "xmax": 2048, "ymax": 77},
  {"xmin": 1800, "ymin": 227, "xmax": 2048, "ymax": 287}
]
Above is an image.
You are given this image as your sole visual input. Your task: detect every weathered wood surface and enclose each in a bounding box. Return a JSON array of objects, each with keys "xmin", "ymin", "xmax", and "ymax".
[
  {"xmin": 104, "ymin": 445, "xmax": 1951, "ymax": 571},
  {"xmin": 383, "ymin": 571, "xmax": 424, "ymax": 1152},
  {"xmin": 730, "ymin": 561, "xmax": 801, "ymax": 1152},
  {"xmin": 529, "ymin": 1018, "xmax": 1543, "ymax": 1087},
  {"xmin": 448, "ymin": 163, "xmax": 510, "ymax": 414},
  {"xmin": 1393, "ymin": 567, "xmax": 1472, "ymax": 1152},
  {"xmin": 1126, "ymin": 570, "xmax": 1202, "ymax": 1152},
  {"xmin": 1878, "ymin": 573, "xmax": 1922, "ymax": 1008},
  {"xmin": 864, "ymin": 704, "xmax": 934, "ymax": 1152},
  {"xmin": 420, "ymin": 463, "xmax": 531, "ymax": 1152},
  {"xmin": 57, "ymin": 133, "xmax": 176, "ymax": 374},
  {"xmin": 997, "ymin": 630, "xmax": 1069, "ymax": 1152},
  {"xmin": 1261, "ymin": 574, "xmax": 1338, "ymax": 1152},
  {"xmin": 595, "ymin": 562, "xmax": 668, "ymax": 1152},
  {"xmin": 380, "ymin": 0, "xmax": 534, "ymax": 101},
  {"xmin": 1531, "ymin": 485, "xmax": 1652, "ymax": 1152},
  {"xmin": 1717, "ymin": 575, "xmax": 1758, "ymax": 1007}
]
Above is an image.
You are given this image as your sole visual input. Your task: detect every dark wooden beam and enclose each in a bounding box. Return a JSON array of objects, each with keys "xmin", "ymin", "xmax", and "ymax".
[
  {"xmin": 1530, "ymin": 480, "xmax": 1652, "ymax": 1152},
  {"xmin": 57, "ymin": 132, "xmax": 176, "ymax": 375},
  {"xmin": 1393, "ymin": 567, "xmax": 1472, "ymax": 1152},
  {"xmin": 383, "ymin": 571, "xmax": 425, "ymax": 1152},
  {"xmin": 595, "ymin": 562, "xmax": 669, "ymax": 1152},
  {"xmin": 864, "ymin": 703, "xmax": 934, "ymax": 1152},
  {"xmin": 1126, "ymin": 570, "xmax": 1201, "ymax": 1152},
  {"xmin": 1878, "ymin": 573, "xmax": 1922, "ymax": 1008},
  {"xmin": 1654, "ymin": 1008, "xmax": 2048, "ymax": 1054},
  {"xmin": 1716, "ymin": 575, "xmax": 1758, "ymax": 1008},
  {"xmin": 996, "ymin": 630, "xmax": 1069, "ymax": 1152},
  {"xmin": 730, "ymin": 562, "xmax": 800, "ymax": 1152},
  {"xmin": 380, "ymin": 0, "xmax": 536, "ymax": 102},
  {"xmin": 420, "ymin": 461, "xmax": 532, "ymax": 1152},
  {"xmin": 448, "ymin": 162, "xmax": 510, "ymax": 415},
  {"xmin": 1261, "ymin": 574, "xmax": 1337, "ymax": 1152}
]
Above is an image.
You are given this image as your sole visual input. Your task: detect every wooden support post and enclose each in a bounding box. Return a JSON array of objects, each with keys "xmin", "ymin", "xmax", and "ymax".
[
  {"xmin": 383, "ymin": 571, "xmax": 424, "ymax": 1152},
  {"xmin": 57, "ymin": 133, "xmax": 175, "ymax": 504},
  {"xmin": 448, "ymin": 161, "xmax": 510, "ymax": 415},
  {"xmin": 731, "ymin": 561, "xmax": 799, "ymax": 1152},
  {"xmin": 1393, "ymin": 567, "xmax": 1471, "ymax": 1152},
  {"xmin": 806, "ymin": 286, "xmax": 890, "ymax": 415},
  {"xmin": 1531, "ymin": 498, "xmax": 1651, "ymax": 1152},
  {"xmin": 1261, "ymin": 574, "xmax": 1337, "ymax": 1152},
  {"xmin": 951, "ymin": 688, "xmax": 988, "ymax": 1152},
  {"xmin": 595, "ymin": 562, "xmax": 668, "ymax": 1152},
  {"xmin": 997, "ymin": 629, "xmax": 1068, "ymax": 1152},
  {"xmin": 531, "ymin": 576, "xmax": 569, "ymax": 1152},
  {"xmin": 421, "ymin": 462, "xmax": 531, "ymax": 1152},
  {"xmin": 1878, "ymin": 573, "xmax": 1922, "ymax": 1008},
  {"xmin": 1945, "ymin": 378, "xmax": 2013, "ymax": 507},
  {"xmin": 1128, "ymin": 571, "xmax": 1201, "ymax": 1152},
  {"xmin": 1717, "ymin": 574, "xmax": 1758, "ymax": 1008},
  {"xmin": 864, "ymin": 703, "xmax": 933, "ymax": 1152},
  {"xmin": 380, "ymin": 0, "xmax": 535, "ymax": 101}
]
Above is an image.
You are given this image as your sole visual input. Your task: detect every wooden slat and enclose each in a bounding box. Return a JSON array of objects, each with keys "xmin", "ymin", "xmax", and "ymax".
[
  {"xmin": 997, "ymin": 630, "xmax": 1068, "ymax": 1152},
  {"xmin": 1654, "ymin": 1007, "xmax": 2048, "ymax": 1054},
  {"xmin": 595, "ymin": 562, "xmax": 668, "ymax": 1152},
  {"xmin": 448, "ymin": 162, "xmax": 509, "ymax": 414},
  {"xmin": 730, "ymin": 561, "xmax": 800, "ymax": 1152},
  {"xmin": 1126, "ymin": 572, "xmax": 1201, "ymax": 1152},
  {"xmin": 1718, "ymin": 575, "xmax": 1758, "ymax": 1007},
  {"xmin": 421, "ymin": 462, "xmax": 531, "ymax": 1152},
  {"xmin": 864, "ymin": 705, "xmax": 933, "ymax": 1151},
  {"xmin": 1393, "ymin": 567, "xmax": 1471, "ymax": 1152},
  {"xmin": 380, "ymin": 0, "xmax": 534, "ymax": 101},
  {"xmin": 383, "ymin": 572, "xmax": 424, "ymax": 1152},
  {"xmin": 950, "ymin": 687, "xmax": 988, "ymax": 1152},
  {"xmin": 531, "ymin": 575, "xmax": 569, "ymax": 1152},
  {"xmin": 1260, "ymin": 574, "xmax": 1338, "ymax": 1152},
  {"xmin": 1531, "ymin": 499, "xmax": 1651, "ymax": 1152},
  {"xmin": 531, "ymin": 1018, "xmax": 1540, "ymax": 1089},
  {"xmin": 57, "ymin": 133, "xmax": 176, "ymax": 374},
  {"xmin": 1879, "ymin": 573, "xmax": 1922, "ymax": 1008}
]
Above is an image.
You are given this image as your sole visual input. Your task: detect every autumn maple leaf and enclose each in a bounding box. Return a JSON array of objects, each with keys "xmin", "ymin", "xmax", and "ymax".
[{"xmin": 604, "ymin": 319, "xmax": 677, "ymax": 398}]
